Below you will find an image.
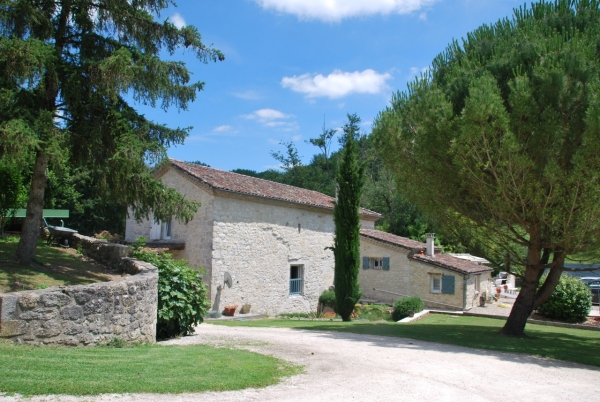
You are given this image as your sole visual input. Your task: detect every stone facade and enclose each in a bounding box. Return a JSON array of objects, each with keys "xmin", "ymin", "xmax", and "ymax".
[
  {"xmin": 126, "ymin": 168, "xmax": 215, "ymax": 278},
  {"xmin": 360, "ymin": 236, "xmax": 492, "ymax": 310},
  {"xmin": 359, "ymin": 237, "xmax": 411, "ymax": 304},
  {"xmin": 0, "ymin": 236, "xmax": 157, "ymax": 346},
  {"xmin": 209, "ymin": 194, "xmax": 337, "ymax": 315},
  {"xmin": 125, "ymin": 164, "xmax": 378, "ymax": 316}
]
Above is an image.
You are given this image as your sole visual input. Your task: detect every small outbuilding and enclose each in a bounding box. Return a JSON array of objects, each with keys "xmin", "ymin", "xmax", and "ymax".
[{"xmin": 359, "ymin": 230, "xmax": 493, "ymax": 310}]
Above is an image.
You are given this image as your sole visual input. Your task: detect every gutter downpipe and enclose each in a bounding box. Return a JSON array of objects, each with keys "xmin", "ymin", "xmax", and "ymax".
[{"xmin": 463, "ymin": 274, "xmax": 468, "ymax": 311}]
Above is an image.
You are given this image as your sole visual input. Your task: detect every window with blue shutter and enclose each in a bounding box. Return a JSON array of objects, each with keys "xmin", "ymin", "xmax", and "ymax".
[
  {"xmin": 441, "ymin": 274, "xmax": 455, "ymax": 294},
  {"xmin": 363, "ymin": 256, "xmax": 370, "ymax": 269},
  {"xmin": 382, "ymin": 257, "xmax": 390, "ymax": 271}
]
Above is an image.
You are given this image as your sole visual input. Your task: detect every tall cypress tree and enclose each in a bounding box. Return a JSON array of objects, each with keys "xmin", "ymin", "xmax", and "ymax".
[
  {"xmin": 333, "ymin": 114, "xmax": 364, "ymax": 322},
  {"xmin": 0, "ymin": 0, "xmax": 223, "ymax": 262}
]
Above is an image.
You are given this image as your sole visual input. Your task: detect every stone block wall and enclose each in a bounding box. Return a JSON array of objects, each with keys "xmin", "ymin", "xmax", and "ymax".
[
  {"xmin": 408, "ymin": 261, "xmax": 465, "ymax": 310},
  {"xmin": 359, "ymin": 238, "xmax": 411, "ymax": 304},
  {"xmin": 0, "ymin": 236, "xmax": 158, "ymax": 346},
  {"xmin": 125, "ymin": 168, "xmax": 215, "ymax": 282},
  {"xmin": 71, "ymin": 233, "xmax": 132, "ymax": 268},
  {"xmin": 210, "ymin": 194, "xmax": 336, "ymax": 316}
]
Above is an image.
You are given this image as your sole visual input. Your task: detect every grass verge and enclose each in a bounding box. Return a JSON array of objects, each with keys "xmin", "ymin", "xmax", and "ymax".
[
  {"xmin": 0, "ymin": 237, "xmax": 120, "ymax": 293},
  {"xmin": 212, "ymin": 314, "xmax": 600, "ymax": 367},
  {"xmin": 0, "ymin": 342, "xmax": 300, "ymax": 396}
]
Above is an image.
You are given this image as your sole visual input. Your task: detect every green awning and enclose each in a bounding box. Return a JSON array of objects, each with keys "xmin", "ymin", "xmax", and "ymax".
[{"xmin": 6, "ymin": 209, "xmax": 70, "ymax": 218}]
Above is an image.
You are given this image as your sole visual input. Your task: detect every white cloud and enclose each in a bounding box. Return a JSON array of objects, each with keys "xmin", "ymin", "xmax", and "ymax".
[
  {"xmin": 213, "ymin": 125, "xmax": 233, "ymax": 132},
  {"xmin": 242, "ymin": 108, "xmax": 299, "ymax": 131},
  {"xmin": 254, "ymin": 0, "xmax": 437, "ymax": 22},
  {"xmin": 291, "ymin": 134, "xmax": 302, "ymax": 141},
  {"xmin": 243, "ymin": 108, "xmax": 292, "ymax": 122},
  {"xmin": 281, "ymin": 69, "xmax": 392, "ymax": 99},
  {"xmin": 169, "ymin": 13, "xmax": 186, "ymax": 29},
  {"xmin": 419, "ymin": 12, "xmax": 427, "ymax": 21}
]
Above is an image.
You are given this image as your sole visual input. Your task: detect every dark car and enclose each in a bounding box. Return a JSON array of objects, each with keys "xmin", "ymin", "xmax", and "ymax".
[{"xmin": 582, "ymin": 277, "xmax": 600, "ymax": 304}]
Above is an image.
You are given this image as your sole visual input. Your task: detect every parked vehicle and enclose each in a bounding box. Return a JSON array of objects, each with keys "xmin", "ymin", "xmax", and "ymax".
[{"xmin": 582, "ymin": 277, "xmax": 600, "ymax": 304}]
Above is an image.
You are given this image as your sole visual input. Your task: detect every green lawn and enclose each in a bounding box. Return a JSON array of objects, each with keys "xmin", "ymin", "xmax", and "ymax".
[
  {"xmin": 212, "ymin": 314, "xmax": 600, "ymax": 367},
  {"xmin": 0, "ymin": 342, "xmax": 300, "ymax": 396},
  {"xmin": 0, "ymin": 237, "xmax": 119, "ymax": 293}
]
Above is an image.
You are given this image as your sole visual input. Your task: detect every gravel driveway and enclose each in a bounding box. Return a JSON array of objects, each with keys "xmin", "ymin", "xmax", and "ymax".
[{"xmin": 6, "ymin": 322, "xmax": 599, "ymax": 402}]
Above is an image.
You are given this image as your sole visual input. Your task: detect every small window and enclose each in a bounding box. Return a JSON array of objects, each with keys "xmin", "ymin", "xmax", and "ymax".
[
  {"xmin": 363, "ymin": 256, "xmax": 390, "ymax": 270},
  {"xmin": 150, "ymin": 215, "xmax": 172, "ymax": 240},
  {"xmin": 370, "ymin": 257, "xmax": 383, "ymax": 270},
  {"xmin": 474, "ymin": 274, "xmax": 480, "ymax": 292},
  {"xmin": 431, "ymin": 274, "xmax": 442, "ymax": 293},
  {"xmin": 289, "ymin": 265, "xmax": 304, "ymax": 296}
]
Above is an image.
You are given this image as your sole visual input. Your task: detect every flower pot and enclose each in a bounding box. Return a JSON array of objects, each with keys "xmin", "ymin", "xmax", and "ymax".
[
  {"xmin": 240, "ymin": 304, "xmax": 251, "ymax": 314},
  {"xmin": 223, "ymin": 305, "xmax": 237, "ymax": 316},
  {"xmin": 408, "ymin": 310, "xmax": 415, "ymax": 317},
  {"xmin": 479, "ymin": 296, "xmax": 486, "ymax": 307}
]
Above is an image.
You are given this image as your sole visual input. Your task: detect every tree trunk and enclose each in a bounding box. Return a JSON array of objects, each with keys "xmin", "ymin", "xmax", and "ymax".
[
  {"xmin": 501, "ymin": 278, "xmax": 537, "ymax": 336},
  {"xmin": 15, "ymin": 151, "xmax": 49, "ymax": 263},
  {"xmin": 501, "ymin": 248, "xmax": 565, "ymax": 336},
  {"xmin": 501, "ymin": 240, "xmax": 543, "ymax": 336}
]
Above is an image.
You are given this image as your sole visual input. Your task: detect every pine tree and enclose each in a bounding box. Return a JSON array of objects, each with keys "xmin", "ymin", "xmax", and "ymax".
[
  {"xmin": 373, "ymin": 0, "xmax": 600, "ymax": 336},
  {"xmin": 0, "ymin": 0, "xmax": 223, "ymax": 262},
  {"xmin": 333, "ymin": 114, "xmax": 364, "ymax": 321}
]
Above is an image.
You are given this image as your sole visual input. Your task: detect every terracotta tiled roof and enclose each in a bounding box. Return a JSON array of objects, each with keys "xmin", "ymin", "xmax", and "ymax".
[
  {"xmin": 360, "ymin": 228, "xmax": 491, "ymax": 274},
  {"xmin": 169, "ymin": 159, "xmax": 381, "ymax": 218},
  {"xmin": 409, "ymin": 253, "xmax": 493, "ymax": 274},
  {"xmin": 360, "ymin": 228, "xmax": 426, "ymax": 250}
]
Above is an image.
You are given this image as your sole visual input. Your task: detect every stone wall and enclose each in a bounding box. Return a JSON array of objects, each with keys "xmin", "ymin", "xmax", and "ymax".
[
  {"xmin": 465, "ymin": 271, "xmax": 493, "ymax": 309},
  {"xmin": 359, "ymin": 238, "xmax": 411, "ymax": 305},
  {"xmin": 0, "ymin": 236, "xmax": 157, "ymax": 346},
  {"xmin": 210, "ymin": 193, "xmax": 336, "ymax": 316},
  {"xmin": 125, "ymin": 167, "xmax": 215, "ymax": 282},
  {"xmin": 359, "ymin": 237, "xmax": 489, "ymax": 311},
  {"xmin": 407, "ymin": 260, "xmax": 465, "ymax": 310},
  {"xmin": 71, "ymin": 234, "xmax": 132, "ymax": 268}
]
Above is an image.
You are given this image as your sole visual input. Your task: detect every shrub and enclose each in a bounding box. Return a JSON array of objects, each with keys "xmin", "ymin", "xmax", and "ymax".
[
  {"xmin": 392, "ymin": 297, "xmax": 425, "ymax": 321},
  {"xmin": 537, "ymin": 274, "xmax": 591, "ymax": 323},
  {"xmin": 319, "ymin": 290, "xmax": 336, "ymax": 308},
  {"xmin": 133, "ymin": 238, "xmax": 210, "ymax": 339}
]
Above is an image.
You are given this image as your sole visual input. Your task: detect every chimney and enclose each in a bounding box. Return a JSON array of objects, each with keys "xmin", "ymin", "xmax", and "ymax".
[{"xmin": 426, "ymin": 233, "xmax": 435, "ymax": 257}]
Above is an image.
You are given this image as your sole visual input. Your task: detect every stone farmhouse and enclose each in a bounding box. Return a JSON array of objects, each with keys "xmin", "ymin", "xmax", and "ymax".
[
  {"xmin": 126, "ymin": 159, "xmax": 492, "ymax": 315},
  {"xmin": 359, "ymin": 230, "xmax": 493, "ymax": 310}
]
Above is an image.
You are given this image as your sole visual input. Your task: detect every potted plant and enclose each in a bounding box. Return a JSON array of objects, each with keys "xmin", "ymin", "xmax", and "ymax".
[{"xmin": 223, "ymin": 305, "xmax": 237, "ymax": 316}]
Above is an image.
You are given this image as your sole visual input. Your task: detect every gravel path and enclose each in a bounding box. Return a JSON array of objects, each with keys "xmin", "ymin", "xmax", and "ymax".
[{"xmin": 4, "ymin": 321, "xmax": 599, "ymax": 402}]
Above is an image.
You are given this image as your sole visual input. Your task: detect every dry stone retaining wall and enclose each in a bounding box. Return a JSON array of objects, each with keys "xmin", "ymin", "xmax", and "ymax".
[{"xmin": 0, "ymin": 235, "xmax": 157, "ymax": 346}]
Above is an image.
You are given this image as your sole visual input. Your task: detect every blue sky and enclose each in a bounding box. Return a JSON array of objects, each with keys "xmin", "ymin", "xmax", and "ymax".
[{"xmin": 139, "ymin": 0, "xmax": 525, "ymax": 172}]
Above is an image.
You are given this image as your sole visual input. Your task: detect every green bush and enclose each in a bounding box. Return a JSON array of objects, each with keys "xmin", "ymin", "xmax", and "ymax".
[
  {"xmin": 319, "ymin": 290, "xmax": 336, "ymax": 308},
  {"xmin": 392, "ymin": 297, "xmax": 425, "ymax": 321},
  {"xmin": 538, "ymin": 274, "xmax": 591, "ymax": 323},
  {"xmin": 133, "ymin": 238, "xmax": 210, "ymax": 339}
]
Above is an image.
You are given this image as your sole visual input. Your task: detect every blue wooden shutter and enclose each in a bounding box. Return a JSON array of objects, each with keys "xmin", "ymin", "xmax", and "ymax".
[
  {"xmin": 442, "ymin": 275, "xmax": 455, "ymax": 294},
  {"xmin": 362, "ymin": 256, "xmax": 370, "ymax": 269},
  {"xmin": 382, "ymin": 257, "xmax": 390, "ymax": 271}
]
